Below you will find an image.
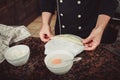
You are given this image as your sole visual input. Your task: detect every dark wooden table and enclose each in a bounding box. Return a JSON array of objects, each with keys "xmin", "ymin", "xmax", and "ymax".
[{"xmin": 0, "ymin": 37, "xmax": 120, "ymax": 80}]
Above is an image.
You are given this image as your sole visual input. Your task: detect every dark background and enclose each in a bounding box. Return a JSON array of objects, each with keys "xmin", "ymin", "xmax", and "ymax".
[{"xmin": 0, "ymin": 0, "xmax": 41, "ymax": 26}]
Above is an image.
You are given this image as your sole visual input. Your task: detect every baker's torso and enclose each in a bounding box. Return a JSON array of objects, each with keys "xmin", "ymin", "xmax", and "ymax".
[{"xmin": 55, "ymin": 0, "xmax": 100, "ymax": 38}]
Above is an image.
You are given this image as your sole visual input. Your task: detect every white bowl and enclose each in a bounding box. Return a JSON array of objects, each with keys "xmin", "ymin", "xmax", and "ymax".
[
  {"xmin": 4, "ymin": 45, "xmax": 30, "ymax": 66},
  {"xmin": 44, "ymin": 50, "xmax": 74, "ymax": 75}
]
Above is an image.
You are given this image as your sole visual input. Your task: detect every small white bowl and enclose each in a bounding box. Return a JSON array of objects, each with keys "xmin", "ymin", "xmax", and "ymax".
[
  {"xmin": 44, "ymin": 50, "xmax": 74, "ymax": 75},
  {"xmin": 4, "ymin": 45, "xmax": 30, "ymax": 66}
]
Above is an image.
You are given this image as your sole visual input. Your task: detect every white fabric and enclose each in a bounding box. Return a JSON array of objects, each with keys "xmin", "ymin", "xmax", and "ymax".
[
  {"xmin": 45, "ymin": 34, "xmax": 84, "ymax": 57},
  {"xmin": 0, "ymin": 24, "xmax": 31, "ymax": 63}
]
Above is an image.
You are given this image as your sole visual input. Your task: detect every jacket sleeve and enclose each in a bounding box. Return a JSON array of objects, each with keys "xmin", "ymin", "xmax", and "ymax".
[
  {"xmin": 40, "ymin": 0, "xmax": 56, "ymax": 14},
  {"xmin": 98, "ymin": 0, "xmax": 118, "ymax": 17}
]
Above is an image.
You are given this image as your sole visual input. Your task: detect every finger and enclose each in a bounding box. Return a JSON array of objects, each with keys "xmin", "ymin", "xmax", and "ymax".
[
  {"xmin": 84, "ymin": 46, "xmax": 96, "ymax": 51},
  {"xmin": 82, "ymin": 36, "xmax": 93, "ymax": 44},
  {"xmin": 40, "ymin": 34, "xmax": 50, "ymax": 42},
  {"xmin": 44, "ymin": 34, "xmax": 50, "ymax": 39},
  {"xmin": 84, "ymin": 44, "xmax": 97, "ymax": 51},
  {"xmin": 42, "ymin": 38, "xmax": 50, "ymax": 43}
]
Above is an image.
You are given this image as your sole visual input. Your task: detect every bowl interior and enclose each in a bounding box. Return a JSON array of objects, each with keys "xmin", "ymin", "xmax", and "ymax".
[
  {"xmin": 4, "ymin": 45, "xmax": 30, "ymax": 61},
  {"xmin": 44, "ymin": 50, "xmax": 74, "ymax": 69}
]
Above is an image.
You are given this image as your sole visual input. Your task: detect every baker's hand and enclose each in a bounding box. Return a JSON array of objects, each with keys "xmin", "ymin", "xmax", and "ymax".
[
  {"xmin": 82, "ymin": 27, "xmax": 104, "ymax": 51},
  {"xmin": 39, "ymin": 24, "xmax": 54, "ymax": 43}
]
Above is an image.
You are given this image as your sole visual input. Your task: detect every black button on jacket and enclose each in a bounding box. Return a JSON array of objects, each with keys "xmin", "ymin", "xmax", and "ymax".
[{"xmin": 40, "ymin": 0, "xmax": 118, "ymax": 43}]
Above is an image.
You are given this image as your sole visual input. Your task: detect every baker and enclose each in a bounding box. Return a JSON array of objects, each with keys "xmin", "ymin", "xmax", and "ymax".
[{"xmin": 39, "ymin": 0, "xmax": 118, "ymax": 51}]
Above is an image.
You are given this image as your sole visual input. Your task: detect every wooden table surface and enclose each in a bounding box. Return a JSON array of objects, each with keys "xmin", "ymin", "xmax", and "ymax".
[{"xmin": 0, "ymin": 37, "xmax": 120, "ymax": 80}]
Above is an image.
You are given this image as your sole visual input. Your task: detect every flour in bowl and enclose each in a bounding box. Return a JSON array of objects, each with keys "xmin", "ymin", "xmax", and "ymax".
[{"xmin": 5, "ymin": 49, "xmax": 25, "ymax": 60}]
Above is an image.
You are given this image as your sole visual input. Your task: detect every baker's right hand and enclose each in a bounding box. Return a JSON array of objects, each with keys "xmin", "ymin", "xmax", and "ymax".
[{"xmin": 39, "ymin": 24, "xmax": 54, "ymax": 43}]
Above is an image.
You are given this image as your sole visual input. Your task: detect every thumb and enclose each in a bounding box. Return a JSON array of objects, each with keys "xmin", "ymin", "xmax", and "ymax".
[{"xmin": 82, "ymin": 36, "xmax": 93, "ymax": 44}]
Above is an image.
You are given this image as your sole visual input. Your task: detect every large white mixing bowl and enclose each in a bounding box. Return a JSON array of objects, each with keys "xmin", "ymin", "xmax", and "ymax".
[{"xmin": 44, "ymin": 50, "xmax": 74, "ymax": 75}]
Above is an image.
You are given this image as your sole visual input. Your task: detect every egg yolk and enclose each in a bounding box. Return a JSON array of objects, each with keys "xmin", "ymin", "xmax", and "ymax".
[{"xmin": 52, "ymin": 58, "xmax": 62, "ymax": 64}]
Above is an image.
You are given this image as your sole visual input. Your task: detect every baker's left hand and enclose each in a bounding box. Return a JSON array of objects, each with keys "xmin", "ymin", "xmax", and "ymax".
[{"xmin": 82, "ymin": 27, "xmax": 104, "ymax": 51}]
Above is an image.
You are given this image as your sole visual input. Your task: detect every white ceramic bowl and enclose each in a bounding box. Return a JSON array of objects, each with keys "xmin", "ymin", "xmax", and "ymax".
[
  {"xmin": 4, "ymin": 45, "xmax": 30, "ymax": 66},
  {"xmin": 44, "ymin": 50, "xmax": 74, "ymax": 75}
]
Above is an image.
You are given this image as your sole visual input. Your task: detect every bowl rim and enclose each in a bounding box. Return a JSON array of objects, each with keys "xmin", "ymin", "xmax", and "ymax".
[{"xmin": 4, "ymin": 45, "xmax": 30, "ymax": 61}]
